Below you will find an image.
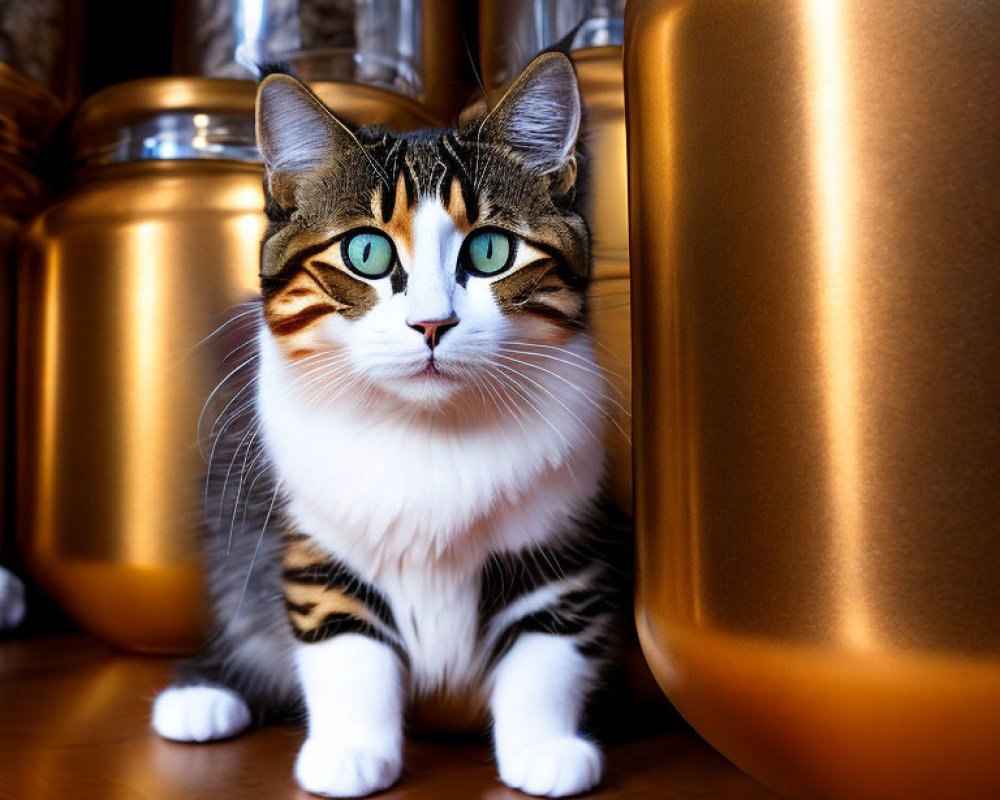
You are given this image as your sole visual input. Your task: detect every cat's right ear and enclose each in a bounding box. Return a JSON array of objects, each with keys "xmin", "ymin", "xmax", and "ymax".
[{"xmin": 256, "ymin": 75, "xmax": 352, "ymax": 208}]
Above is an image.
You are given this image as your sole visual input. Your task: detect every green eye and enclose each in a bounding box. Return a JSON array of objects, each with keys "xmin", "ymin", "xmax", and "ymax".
[
  {"xmin": 464, "ymin": 229, "xmax": 515, "ymax": 276},
  {"xmin": 342, "ymin": 230, "xmax": 394, "ymax": 278}
]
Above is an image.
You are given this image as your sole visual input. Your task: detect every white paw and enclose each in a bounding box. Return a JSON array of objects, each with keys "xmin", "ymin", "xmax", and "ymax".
[
  {"xmin": 295, "ymin": 735, "xmax": 402, "ymax": 798},
  {"xmin": 151, "ymin": 685, "xmax": 252, "ymax": 742},
  {"xmin": 0, "ymin": 568, "xmax": 26, "ymax": 630},
  {"xmin": 498, "ymin": 736, "xmax": 604, "ymax": 797}
]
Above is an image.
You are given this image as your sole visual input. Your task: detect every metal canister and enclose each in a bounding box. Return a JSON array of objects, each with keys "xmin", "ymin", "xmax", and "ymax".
[
  {"xmin": 479, "ymin": 0, "xmax": 632, "ymax": 513},
  {"xmin": 18, "ymin": 77, "xmax": 439, "ymax": 653},
  {"xmin": 626, "ymin": 2, "xmax": 1000, "ymax": 799},
  {"xmin": 0, "ymin": 63, "xmax": 61, "ymax": 565}
]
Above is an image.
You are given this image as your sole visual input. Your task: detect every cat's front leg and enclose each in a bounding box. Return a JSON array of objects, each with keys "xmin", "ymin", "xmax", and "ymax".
[
  {"xmin": 294, "ymin": 635, "xmax": 406, "ymax": 798},
  {"xmin": 285, "ymin": 535, "xmax": 408, "ymax": 797},
  {"xmin": 491, "ymin": 633, "xmax": 604, "ymax": 797}
]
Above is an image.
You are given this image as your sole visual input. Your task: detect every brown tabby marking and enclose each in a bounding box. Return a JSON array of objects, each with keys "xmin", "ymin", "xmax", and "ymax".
[
  {"xmin": 285, "ymin": 583, "xmax": 376, "ymax": 636},
  {"xmin": 283, "ymin": 534, "xmax": 332, "ymax": 570},
  {"xmin": 378, "ymin": 172, "xmax": 417, "ymax": 261},
  {"xmin": 492, "ymin": 260, "xmax": 584, "ymax": 334},
  {"xmin": 282, "ymin": 535, "xmax": 406, "ymax": 661},
  {"xmin": 282, "ymin": 536, "xmax": 378, "ymax": 640},
  {"xmin": 263, "ymin": 238, "xmax": 380, "ymax": 351},
  {"xmin": 264, "ymin": 270, "xmax": 339, "ymax": 358},
  {"xmin": 443, "ymin": 176, "xmax": 474, "ymax": 230}
]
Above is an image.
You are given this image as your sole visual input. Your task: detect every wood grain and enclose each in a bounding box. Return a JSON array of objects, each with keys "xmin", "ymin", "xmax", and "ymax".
[{"xmin": 0, "ymin": 634, "xmax": 780, "ymax": 799}]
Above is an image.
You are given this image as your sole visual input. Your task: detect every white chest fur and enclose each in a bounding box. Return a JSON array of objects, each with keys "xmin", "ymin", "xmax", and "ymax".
[{"xmin": 256, "ymin": 329, "xmax": 606, "ymax": 689}]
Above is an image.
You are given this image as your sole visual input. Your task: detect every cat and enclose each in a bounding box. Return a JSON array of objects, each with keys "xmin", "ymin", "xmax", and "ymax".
[{"xmin": 151, "ymin": 51, "xmax": 625, "ymax": 798}]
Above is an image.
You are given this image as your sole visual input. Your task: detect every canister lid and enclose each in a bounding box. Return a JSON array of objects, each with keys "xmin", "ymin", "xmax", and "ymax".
[
  {"xmin": 71, "ymin": 77, "xmax": 260, "ymax": 166},
  {"xmin": 310, "ymin": 81, "xmax": 442, "ymax": 130},
  {"xmin": 572, "ymin": 46, "xmax": 624, "ymax": 113},
  {"xmin": 71, "ymin": 76, "xmax": 442, "ymax": 168}
]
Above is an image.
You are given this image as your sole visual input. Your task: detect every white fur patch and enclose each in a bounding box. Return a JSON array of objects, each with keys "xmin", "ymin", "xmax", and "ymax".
[
  {"xmin": 152, "ymin": 685, "xmax": 252, "ymax": 742},
  {"xmin": 0, "ymin": 567, "xmax": 25, "ymax": 630},
  {"xmin": 492, "ymin": 634, "xmax": 604, "ymax": 796},
  {"xmin": 295, "ymin": 635, "xmax": 404, "ymax": 797},
  {"xmin": 405, "ymin": 201, "xmax": 463, "ymax": 325}
]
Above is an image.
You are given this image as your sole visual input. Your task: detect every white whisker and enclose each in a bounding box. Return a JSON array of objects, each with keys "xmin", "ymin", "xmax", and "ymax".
[{"xmin": 494, "ymin": 352, "xmax": 631, "ymax": 444}]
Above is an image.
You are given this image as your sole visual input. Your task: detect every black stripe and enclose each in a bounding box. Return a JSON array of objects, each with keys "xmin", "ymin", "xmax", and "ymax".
[
  {"xmin": 522, "ymin": 301, "xmax": 586, "ymax": 331},
  {"xmin": 284, "ymin": 599, "xmax": 317, "ymax": 616},
  {"xmin": 283, "ymin": 561, "xmax": 399, "ymax": 634},
  {"xmin": 289, "ymin": 613, "xmax": 411, "ymax": 671},
  {"xmin": 485, "ymin": 601, "xmax": 607, "ymax": 668},
  {"xmin": 390, "ymin": 263, "xmax": 407, "ymax": 295},
  {"xmin": 400, "ymin": 158, "xmax": 416, "ymax": 209},
  {"xmin": 520, "ymin": 236, "xmax": 588, "ymax": 289},
  {"xmin": 439, "ymin": 134, "xmax": 480, "ymax": 223},
  {"xmin": 477, "ymin": 534, "xmax": 600, "ymax": 631},
  {"xmin": 379, "ymin": 138, "xmax": 414, "ymax": 221},
  {"xmin": 262, "ymin": 236, "xmax": 339, "ymax": 287},
  {"xmin": 576, "ymin": 636, "xmax": 611, "ymax": 659}
]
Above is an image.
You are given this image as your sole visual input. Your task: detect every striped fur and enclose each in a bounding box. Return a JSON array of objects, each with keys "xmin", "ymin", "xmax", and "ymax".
[{"xmin": 153, "ymin": 52, "xmax": 625, "ymax": 799}]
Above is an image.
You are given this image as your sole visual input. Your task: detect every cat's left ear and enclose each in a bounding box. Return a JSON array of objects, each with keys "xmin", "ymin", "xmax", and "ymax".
[{"xmin": 476, "ymin": 52, "xmax": 581, "ymax": 183}]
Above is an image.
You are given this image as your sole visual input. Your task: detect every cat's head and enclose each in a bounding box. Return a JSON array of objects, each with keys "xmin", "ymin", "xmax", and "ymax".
[{"xmin": 255, "ymin": 53, "xmax": 590, "ymax": 410}]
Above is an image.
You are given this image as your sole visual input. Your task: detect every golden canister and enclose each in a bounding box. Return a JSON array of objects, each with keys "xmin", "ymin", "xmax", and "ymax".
[
  {"xmin": 573, "ymin": 46, "xmax": 631, "ymax": 514},
  {"xmin": 0, "ymin": 64, "xmax": 61, "ymax": 560},
  {"xmin": 626, "ymin": 2, "xmax": 1000, "ymax": 799},
  {"xmin": 18, "ymin": 78, "xmax": 438, "ymax": 653},
  {"xmin": 479, "ymin": 2, "xmax": 632, "ymax": 512}
]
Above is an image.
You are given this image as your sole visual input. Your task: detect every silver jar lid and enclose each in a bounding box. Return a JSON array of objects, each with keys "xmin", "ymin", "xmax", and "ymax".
[{"xmin": 70, "ymin": 78, "xmax": 261, "ymax": 167}]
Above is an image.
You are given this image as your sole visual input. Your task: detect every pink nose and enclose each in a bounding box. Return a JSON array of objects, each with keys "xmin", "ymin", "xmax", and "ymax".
[{"xmin": 408, "ymin": 317, "xmax": 459, "ymax": 349}]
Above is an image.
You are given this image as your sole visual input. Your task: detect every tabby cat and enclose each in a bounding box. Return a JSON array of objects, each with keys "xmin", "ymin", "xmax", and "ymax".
[{"xmin": 151, "ymin": 51, "xmax": 624, "ymax": 798}]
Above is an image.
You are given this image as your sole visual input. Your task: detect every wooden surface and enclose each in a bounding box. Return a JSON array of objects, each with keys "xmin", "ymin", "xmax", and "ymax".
[{"xmin": 0, "ymin": 633, "xmax": 780, "ymax": 799}]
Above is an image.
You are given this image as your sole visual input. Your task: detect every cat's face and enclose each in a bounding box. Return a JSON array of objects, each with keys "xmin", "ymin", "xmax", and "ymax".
[{"xmin": 255, "ymin": 54, "xmax": 589, "ymax": 409}]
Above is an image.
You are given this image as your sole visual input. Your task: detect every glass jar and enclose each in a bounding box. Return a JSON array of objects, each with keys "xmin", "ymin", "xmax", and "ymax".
[
  {"xmin": 175, "ymin": 0, "xmax": 462, "ymax": 120},
  {"xmin": 626, "ymin": 1, "xmax": 1000, "ymax": 798},
  {"xmin": 17, "ymin": 77, "xmax": 438, "ymax": 653}
]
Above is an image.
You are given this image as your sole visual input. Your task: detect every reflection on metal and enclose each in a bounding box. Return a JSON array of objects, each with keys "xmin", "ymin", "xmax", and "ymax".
[
  {"xmin": 803, "ymin": 0, "xmax": 870, "ymax": 649},
  {"xmin": 627, "ymin": 0, "xmax": 1000, "ymax": 797}
]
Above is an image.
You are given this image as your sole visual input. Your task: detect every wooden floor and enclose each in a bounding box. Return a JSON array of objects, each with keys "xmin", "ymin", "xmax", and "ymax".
[{"xmin": 0, "ymin": 633, "xmax": 780, "ymax": 800}]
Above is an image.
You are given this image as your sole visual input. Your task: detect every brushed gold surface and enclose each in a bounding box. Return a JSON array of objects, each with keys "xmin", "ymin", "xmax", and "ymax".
[
  {"xmin": 418, "ymin": 0, "xmax": 467, "ymax": 122},
  {"xmin": 575, "ymin": 48, "xmax": 632, "ymax": 512},
  {"xmin": 626, "ymin": 1, "xmax": 1000, "ymax": 798},
  {"xmin": 1, "ymin": 68, "xmax": 61, "ymax": 562},
  {"xmin": 18, "ymin": 161, "xmax": 266, "ymax": 652}
]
